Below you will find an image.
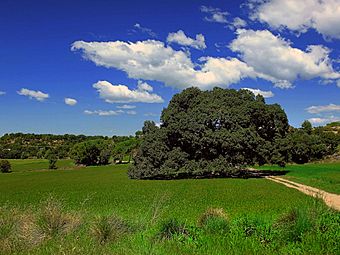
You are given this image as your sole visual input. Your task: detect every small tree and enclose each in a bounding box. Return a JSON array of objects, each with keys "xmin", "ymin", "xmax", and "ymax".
[
  {"xmin": 48, "ymin": 155, "xmax": 58, "ymax": 170},
  {"xmin": 71, "ymin": 139, "xmax": 111, "ymax": 166},
  {"xmin": 301, "ymin": 120, "xmax": 312, "ymax": 135},
  {"xmin": 0, "ymin": 160, "xmax": 11, "ymax": 173},
  {"xmin": 45, "ymin": 150, "xmax": 58, "ymax": 169}
]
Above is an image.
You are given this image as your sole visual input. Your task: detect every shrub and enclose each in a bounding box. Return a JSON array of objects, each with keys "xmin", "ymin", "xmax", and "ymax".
[
  {"xmin": 91, "ymin": 214, "xmax": 131, "ymax": 244},
  {"xmin": 0, "ymin": 160, "xmax": 11, "ymax": 173}
]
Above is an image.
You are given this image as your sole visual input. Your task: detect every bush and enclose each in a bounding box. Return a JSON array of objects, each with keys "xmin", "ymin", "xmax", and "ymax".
[{"xmin": 0, "ymin": 160, "xmax": 11, "ymax": 173}]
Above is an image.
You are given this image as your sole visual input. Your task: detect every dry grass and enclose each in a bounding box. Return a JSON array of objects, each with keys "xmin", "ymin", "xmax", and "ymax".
[
  {"xmin": 0, "ymin": 198, "xmax": 82, "ymax": 254},
  {"xmin": 38, "ymin": 197, "xmax": 82, "ymax": 237}
]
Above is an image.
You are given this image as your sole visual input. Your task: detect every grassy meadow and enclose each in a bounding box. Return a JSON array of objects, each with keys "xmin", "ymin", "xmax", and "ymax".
[
  {"xmin": 256, "ymin": 161, "xmax": 340, "ymax": 194},
  {"xmin": 0, "ymin": 160, "xmax": 339, "ymax": 254}
]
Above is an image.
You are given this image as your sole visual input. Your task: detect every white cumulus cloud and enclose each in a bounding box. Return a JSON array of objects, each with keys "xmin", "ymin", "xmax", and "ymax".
[
  {"xmin": 17, "ymin": 88, "xmax": 49, "ymax": 101},
  {"xmin": 72, "ymin": 33, "xmax": 339, "ymax": 90},
  {"xmin": 132, "ymin": 23, "xmax": 157, "ymax": 38},
  {"xmin": 249, "ymin": 0, "xmax": 340, "ymax": 40},
  {"xmin": 241, "ymin": 88, "xmax": 274, "ymax": 98},
  {"xmin": 137, "ymin": 80, "xmax": 154, "ymax": 92},
  {"xmin": 228, "ymin": 17, "xmax": 248, "ymax": 30},
  {"xmin": 200, "ymin": 6, "xmax": 228, "ymax": 23},
  {"xmin": 93, "ymin": 80, "xmax": 164, "ymax": 103},
  {"xmin": 64, "ymin": 97, "xmax": 77, "ymax": 106},
  {"xmin": 167, "ymin": 30, "xmax": 206, "ymax": 50},
  {"xmin": 84, "ymin": 110, "xmax": 122, "ymax": 116},
  {"xmin": 126, "ymin": 110, "xmax": 137, "ymax": 115},
  {"xmin": 116, "ymin": 104, "xmax": 136, "ymax": 109},
  {"xmin": 0, "ymin": 91, "xmax": 5, "ymax": 96},
  {"xmin": 229, "ymin": 29, "xmax": 340, "ymax": 88},
  {"xmin": 308, "ymin": 116, "xmax": 340, "ymax": 125},
  {"xmin": 306, "ymin": 104, "xmax": 340, "ymax": 114},
  {"xmin": 72, "ymin": 40, "xmax": 257, "ymax": 90}
]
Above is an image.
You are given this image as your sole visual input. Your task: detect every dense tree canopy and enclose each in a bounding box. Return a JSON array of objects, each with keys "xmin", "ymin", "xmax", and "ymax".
[
  {"xmin": 129, "ymin": 87, "xmax": 290, "ymax": 179},
  {"xmin": 71, "ymin": 139, "xmax": 112, "ymax": 166},
  {"xmin": 0, "ymin": 159, "xmax": 11, "ymax": 173},
  {"xmin": 0, "ymin": 133, "xmax": 109, "ymax": 159}
]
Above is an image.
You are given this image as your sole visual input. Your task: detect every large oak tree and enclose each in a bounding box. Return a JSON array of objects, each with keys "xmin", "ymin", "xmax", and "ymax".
[{"xmin": 129, "ymin": 87, "xmax": 289, "ymax": 179}]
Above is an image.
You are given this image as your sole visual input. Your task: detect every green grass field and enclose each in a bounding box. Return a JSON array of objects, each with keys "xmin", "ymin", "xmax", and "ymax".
[
  {"xmin": 256, "ymin": 162, "xmax": 340, "ymax": 194},
  {"xmin": 7, "ymin": 159, "xmax": 75, "ymax": 173},
  {"xmin": 0, "ymin": 160, "xmax": 339, "ymax": 254},
  {"xmin": 0, "ymin": 161, "xmax": 310, "ymax": 221}
]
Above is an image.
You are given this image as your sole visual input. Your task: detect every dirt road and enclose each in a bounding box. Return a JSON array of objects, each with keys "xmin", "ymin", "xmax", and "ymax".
[{"xmin": 266, "ymin": 176, "xmax": 340, "ymax": 211}]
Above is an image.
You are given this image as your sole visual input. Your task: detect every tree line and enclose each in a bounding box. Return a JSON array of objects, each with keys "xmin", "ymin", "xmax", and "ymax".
[
  {"xmin": 0, "ymin": 133, "xmax": 141, "ymax": 165},
  {"xmin": 1, "ymin": 88, "xmax": 339, "ymax": 178}
]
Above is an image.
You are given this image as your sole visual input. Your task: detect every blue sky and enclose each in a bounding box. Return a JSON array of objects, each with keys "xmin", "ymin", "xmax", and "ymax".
[{"xmin": 0, "ymin": 0, "xmax": 339, "ymax": 136}]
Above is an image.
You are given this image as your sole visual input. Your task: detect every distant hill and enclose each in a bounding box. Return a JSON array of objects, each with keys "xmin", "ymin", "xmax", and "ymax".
[
  {"xmin": 0, "ymin": 133, "xmax": 131, "ymax": 159},
  {"xmin": 324, "ymin": 122, "xmax": 340, "ymax": 134}
]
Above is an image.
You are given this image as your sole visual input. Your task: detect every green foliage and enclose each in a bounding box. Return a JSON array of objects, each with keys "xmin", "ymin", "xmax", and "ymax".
[
  {"xmin": 0, "ymin": 159, "xmax": 11, "ymax": 173},
  {"xmin": 71, "ymin": 139, "xmax": 112, "ymax": 166},
  {"xmin": 112, "ymin": 137, "xmax": 140, "ymax": 163},
  {"xmin": 130, "ymin": 87, "xmax": 289, "ymax": 179},
  {"xmin": 45, "ymin": 150, "xmax": 58, "ymax": 169},
  {"xmin": 0, "ymin": 133, "xmax": 110, "ymax": 159},
  {"xmin": 301, "ymin": 120, "xmax": 313, "ymax": 135},
  {"xmin": 287, "ymin": 127, "xmax": 339, "ymax": 164}
]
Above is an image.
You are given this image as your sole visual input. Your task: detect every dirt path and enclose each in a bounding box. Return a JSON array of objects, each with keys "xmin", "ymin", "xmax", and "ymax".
[{"xmin": 266, "ymin": 176, "xmax": 340, "ymax": 211}]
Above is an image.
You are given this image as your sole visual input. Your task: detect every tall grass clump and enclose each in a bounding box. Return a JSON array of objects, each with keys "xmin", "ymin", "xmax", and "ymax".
[
  {"xmin": 274, "ymin": 207, "xmax": 312, "ymax": 243},
  {"xmin": 38, "ymin": 196, "xmax": 81, "ymax": 237},
  {"xmin": 198, "ymin": 208, "xmax": 230, "ymax": 234},
  {"xmin": 0, "ymin": 207, "xmax": 19, "ymax": 254},
  {"xmin": 91, "ymin": 214, "xmax": 131, "ymax": 244},
  {"xmin": 157, "ymin": 219, "xmax": 189, "ymax": 240}
]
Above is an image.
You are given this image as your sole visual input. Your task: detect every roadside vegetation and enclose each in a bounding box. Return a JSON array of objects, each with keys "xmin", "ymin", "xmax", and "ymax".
[{"xmin": 0, "ymin": 195, "xmax": 338, "ymax": 255}]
